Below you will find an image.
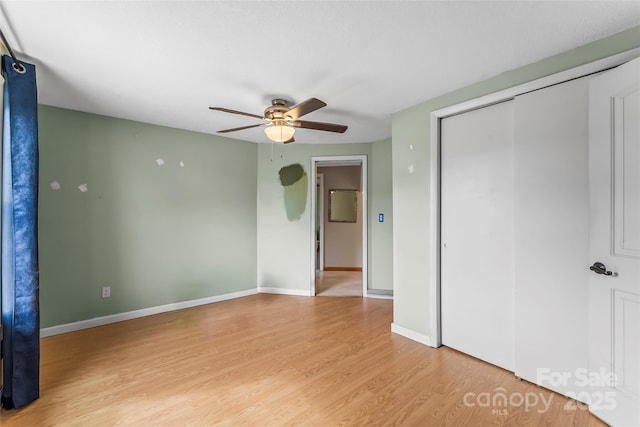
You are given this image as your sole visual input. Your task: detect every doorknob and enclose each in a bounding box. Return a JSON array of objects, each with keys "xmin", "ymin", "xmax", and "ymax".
[{"xmin": 590, "ymin": 262, "xmax": 617, "ymax": 276}]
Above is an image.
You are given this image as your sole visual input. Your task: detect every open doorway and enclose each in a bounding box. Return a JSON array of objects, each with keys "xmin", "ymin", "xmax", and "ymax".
[{"xmin": 310, "ymin": 155, "xmax": 368, "ymax": 297}]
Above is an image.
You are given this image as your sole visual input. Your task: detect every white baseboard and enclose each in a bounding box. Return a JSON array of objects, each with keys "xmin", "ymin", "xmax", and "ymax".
[
  {"xmin": 365, "ymin": 293, "xmax": 393, "ymax": 300},
  {"xmin": 40, "ymin": 288, "xmax": 258, "ymax": 338},
  {"xmin": 364, "ymin": 288, "xmax": 393, "ymax": 299},
  {"xmin": 391, "ymin": 323, "xmax": 434, "ymax": 347},
  {"xmin": 257, "ymin": 287, "xmax": 312, "ymax": 296}
]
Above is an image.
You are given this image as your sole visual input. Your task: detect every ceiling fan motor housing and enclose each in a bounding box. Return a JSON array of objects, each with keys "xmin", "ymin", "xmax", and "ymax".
[{"xmin": 264, "ymin": 99, "xmax": 292, "ymax": 123}]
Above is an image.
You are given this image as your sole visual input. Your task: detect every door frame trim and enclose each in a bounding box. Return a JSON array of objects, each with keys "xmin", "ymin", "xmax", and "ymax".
[
  {"xmin": 310, "ymin": 155, "xmax": 368, "ymax": 297},
  {"xmin": 316, "ymin": 173, "xmax": 325, "ymax": 271},
  {"xmin": 427, "ymin": 47, "xmax": 640, "ymax": 348}
]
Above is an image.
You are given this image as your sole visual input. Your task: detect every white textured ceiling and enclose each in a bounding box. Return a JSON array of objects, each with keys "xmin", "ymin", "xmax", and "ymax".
[{"xmin": 1, "ymin": 1, "xmax": 639, "ymax": 144}]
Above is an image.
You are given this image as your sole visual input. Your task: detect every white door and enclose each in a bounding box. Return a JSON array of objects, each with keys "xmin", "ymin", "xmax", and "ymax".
[
  {"xmin": 589, "ymin": 57, "xmax": 640, "ymax": 427},
  {"xmin": 441, "ymin": 100, "xmax": 515, "ymax": 371},
  {"xmin": 513, "ymin": 76, "xmax": 590, "ymax": 399}
]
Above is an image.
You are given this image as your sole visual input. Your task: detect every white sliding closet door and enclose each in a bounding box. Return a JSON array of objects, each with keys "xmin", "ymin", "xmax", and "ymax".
[
  {"xmin": 441, "ymin": 100, "xmax": 515, "ymax": 371},
  {"xmin": 513, "ymin": 77, "xmax": 590, "ymax": 399}
]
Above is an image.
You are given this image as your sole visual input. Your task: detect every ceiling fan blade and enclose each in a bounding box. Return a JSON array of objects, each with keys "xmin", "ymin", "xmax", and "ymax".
[
  {"xmin": 217, "ymin": 123, "xmax": 265, "ymax": 133},
  {"xmin": 292, "ymin": 120, "xmax": 348, "ymax": 133},
  {"xmin": 285, "ymin": 98, "xmax": 327, "ymax": 120},
  {"xmin": 209, "ymin": 107, "xmax": 264, "ymax": 120},
  {"xmin": 283, "ymin": 136, "xmax": 295, "ymax": 144}
]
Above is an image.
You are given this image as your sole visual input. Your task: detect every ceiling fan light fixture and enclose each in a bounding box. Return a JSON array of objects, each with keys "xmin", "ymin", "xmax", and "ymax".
[
  {"xmin": 264, "ymin": 123, "xmax": 295, "ymax": 143},
  {"xmin": 211, "ymin": 98, "xmax": 347, "ymax": 143}
]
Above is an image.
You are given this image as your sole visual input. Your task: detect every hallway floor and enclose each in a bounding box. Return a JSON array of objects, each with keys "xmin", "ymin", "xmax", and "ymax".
[{"xmin": 315, "ymin": 270, "xmax": 362, "ymax": 297}]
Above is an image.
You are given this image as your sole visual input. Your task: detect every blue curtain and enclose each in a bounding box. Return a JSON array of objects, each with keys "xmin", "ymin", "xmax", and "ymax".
[{"xmin": 1, "ymin": 55, "xmax": 39, "ymax": 409}]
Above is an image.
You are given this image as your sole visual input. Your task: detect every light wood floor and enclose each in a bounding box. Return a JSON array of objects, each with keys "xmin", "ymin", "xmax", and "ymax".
[
  {"xmin": 315, "ymin": 270, "xmax": 362, "ymax": 297},
  {"xmin": 1, "ymin": 294, "xmax": 606, "ymax": 426}
]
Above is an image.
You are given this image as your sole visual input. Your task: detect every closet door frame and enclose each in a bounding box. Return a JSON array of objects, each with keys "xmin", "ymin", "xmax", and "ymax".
[{"xmin": 427, "ymin": 47, "xmax": 640, "ymax": 348}]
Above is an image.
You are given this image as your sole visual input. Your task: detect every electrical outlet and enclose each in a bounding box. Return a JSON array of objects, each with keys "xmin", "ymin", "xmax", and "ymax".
[{"xmin": 101, "ymin": 286, "xmax": 111, "ymax": 298}]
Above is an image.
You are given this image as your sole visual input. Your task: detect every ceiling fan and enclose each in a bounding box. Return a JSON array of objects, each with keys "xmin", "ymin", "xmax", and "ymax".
[{"xmin": 209, "ymin": 98, "xmax": 347, "ymax": 144}]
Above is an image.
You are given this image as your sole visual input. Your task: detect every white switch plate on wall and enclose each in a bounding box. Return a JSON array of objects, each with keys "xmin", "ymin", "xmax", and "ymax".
[{"xmin": 101, "ymin": 286, "xmax": 111, "ymax": 298}]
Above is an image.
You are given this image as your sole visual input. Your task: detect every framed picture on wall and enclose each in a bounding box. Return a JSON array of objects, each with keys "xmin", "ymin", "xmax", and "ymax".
[{"xmin": 328, "ymin": 189, "xmax": 357, "ymax": 223}]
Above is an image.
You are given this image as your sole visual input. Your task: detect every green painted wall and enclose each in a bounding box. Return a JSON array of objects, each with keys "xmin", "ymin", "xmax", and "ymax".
[
  {"xmin": 256, "ymin": 140, "xmax": 393, "ymax": 293},
  {"xmin": 38, "ymin": 106, "xmax": 257, "ymax": 328},
  {"xmin": 391, "ymin": 26, "xmax": 640, "ymax": 336},
  {"xmin": 369, "ymin": 139, "xmax": 393, "ymax": 291}
]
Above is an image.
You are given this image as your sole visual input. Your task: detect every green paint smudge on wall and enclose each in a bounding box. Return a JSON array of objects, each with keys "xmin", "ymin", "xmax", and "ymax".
[
  {"xmin": 279, "ymin": 163, "xmax": 304, "ymax": 186},
  {"xmin": 284, "ymin": 172, "xmax": 308, "ymax": 221},
  {"xmin": 279, "ymin": 163, "xmax": 307, "ymax": 221}
]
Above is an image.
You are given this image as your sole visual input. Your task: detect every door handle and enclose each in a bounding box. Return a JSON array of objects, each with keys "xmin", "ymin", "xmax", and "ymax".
[{"xmin": 590, "ymin": 262, "xmax": 616, "ymax": 276}]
